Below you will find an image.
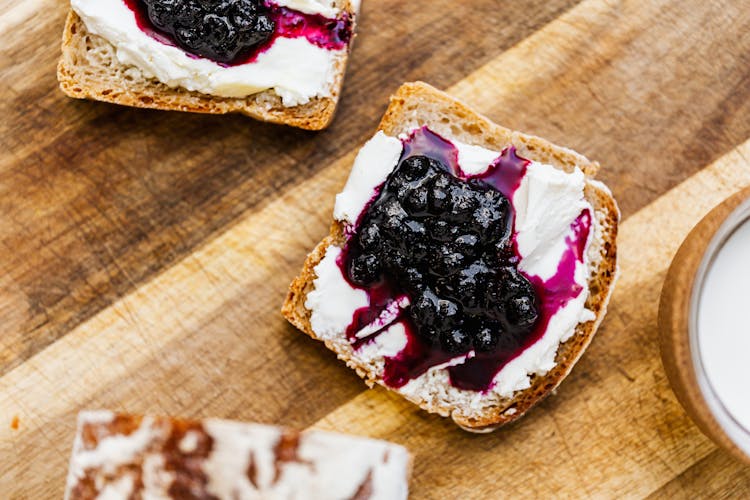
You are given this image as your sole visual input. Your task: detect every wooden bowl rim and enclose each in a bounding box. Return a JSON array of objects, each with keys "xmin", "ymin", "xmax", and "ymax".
[{"xmin": 659, "ymin": 187, "xmax": 750, "ymax": 464}]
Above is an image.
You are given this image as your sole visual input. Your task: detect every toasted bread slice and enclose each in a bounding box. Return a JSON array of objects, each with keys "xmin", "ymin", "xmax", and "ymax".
[
  {"xmin": 57, "ymin": 2, "xmax": 356, "ymax": 130},
  {"xmin": 282, "ymin": 82, "xmax": 619, "ymax": 431},
  {"xmin": 65, "ymin": 411, "xmax": 411, "ymax": 499}
]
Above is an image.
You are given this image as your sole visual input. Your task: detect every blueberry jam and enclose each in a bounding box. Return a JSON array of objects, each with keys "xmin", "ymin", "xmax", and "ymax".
[
  {"xmin": 123, "ymin": 0, "xmax": 353, "ymax": 66},
  {"xmin": 346, "ymin": 154, "xmax": 537, "ymax": 354},
  {"xmin": 339, "ymin": 127, "xmax": 592, "ymax": 392}
]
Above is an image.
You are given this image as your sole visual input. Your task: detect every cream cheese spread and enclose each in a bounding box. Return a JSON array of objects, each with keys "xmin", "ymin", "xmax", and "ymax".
[
  {"xmin": 333, "ymin": 131, "xmax": 404, "ymax": 226},
  {"xmin": 71, "ymin": 0, "xmax": 347, "ymax": 106},
  {"xmin": 306, "ymin": 246, "xmax": 368, "ymax": 338},
  {"xmin": 308, "ymin": 129, "xmax": 596, "ymax": 399}
]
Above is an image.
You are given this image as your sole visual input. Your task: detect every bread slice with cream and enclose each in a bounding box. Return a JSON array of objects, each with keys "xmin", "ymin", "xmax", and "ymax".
[
  {"xmin": 282, "ymin": 82, "xmax": 619, "ymax": 432},
  {"xmin": 57, "ymin": 1, "xmax": 358, "ymax": 130},
  {"xmin": 65, "ymin": 411, "xmax": 411, "ymax": 499}
]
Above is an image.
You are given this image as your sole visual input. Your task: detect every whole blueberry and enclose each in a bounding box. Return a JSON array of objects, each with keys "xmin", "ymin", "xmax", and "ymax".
[
  {"xmin": 447, "ymin": 184, "xmax": 478, "ymax": 218},
  {"xmin": 506, "ymin": 295, "xmax": 539, "ymax": 329},
  {"xmin": 203, "ymin": 14, "xmax": 235, "ymax": 45},
  {"xmin": 400, "ymin": 156, "xmax": 431, "ymax": 181},
  {"xmin": 403, "ymin": 185, "xmax": 429, "ymax": 214},
  {"xmin": 436, "ymin": 298, "xmax": 461, "ymax": 328},
  {"xmin": 146, "ymin": 0, "xmax": 180, "ymax": 29},
  {"xmin": 410, "ymin": 289, "xmax": 441, "ymax": 328},
  {"xmin": 440, "ymin": 329, "xmax": 472, "ymax": 354},
  {"xmin": 428, "ymin": 173, "xmax": 452, "ymax": 212},
  {"xmin": 474, "ymin": 324, "xmax": 499, "ymax": 352},
  {"xmin": 358, "ymin": 221, "xmax": 382, "ymax": 251},
  {"xmin": 454, "ymin": 233, "xmax": 480, "ymax": 256},
  {"xmin": 349, "ymin": 253, "xmax": 381, "ymax": 286},
  {"xmin": 453, "ymin": 260, "xmax": 493, "ymax": 310},
  {"xmin": 433, "ymin": 244, "xmax": 465, "ymax": 277},
  {"xmin": 402, "ymin": 267, "xmax": 424, "ymax": 292}
]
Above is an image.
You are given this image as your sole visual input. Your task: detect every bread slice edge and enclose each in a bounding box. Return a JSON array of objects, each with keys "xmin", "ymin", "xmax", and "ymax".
[
  {"xmin": 57, "ymin": 4, "xmax": 355, "ymax": 130},
  {"xmin": 282, "ymin": 82, "xmax": 620, "ymax": 430}
]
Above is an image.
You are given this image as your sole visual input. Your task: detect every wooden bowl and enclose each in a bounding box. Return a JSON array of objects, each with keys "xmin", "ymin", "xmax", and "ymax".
[{"xmin": 659, "ymin": 187, "xmax": 750, "ymax": 464}]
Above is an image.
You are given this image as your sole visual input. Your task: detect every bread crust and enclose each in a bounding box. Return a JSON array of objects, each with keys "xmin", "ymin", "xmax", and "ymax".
[
  {"xmin": 283, "ymin": 82, "xmax": 619, "ymax": 431},
  {"xmin": 57, "ymin": 4, "xmax": 356, "ymax": 130}
]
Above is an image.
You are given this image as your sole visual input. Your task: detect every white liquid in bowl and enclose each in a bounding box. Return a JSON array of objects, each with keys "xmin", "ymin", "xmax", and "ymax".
[{"xmin": 698, "ymin": 217, "xmax": 750, "ymax": 432}]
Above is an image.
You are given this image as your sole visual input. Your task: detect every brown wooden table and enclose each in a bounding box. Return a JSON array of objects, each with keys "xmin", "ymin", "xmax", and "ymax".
[{"xmin": 2, "ymin": 0, "xmax": 750, "ymax": 497}]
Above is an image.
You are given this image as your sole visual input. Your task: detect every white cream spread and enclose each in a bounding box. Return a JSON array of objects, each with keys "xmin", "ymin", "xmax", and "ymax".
[
  {"xmin": 65, "ymin": 411, "xmax": 411, "ymax": 500},
  {"xmin": 514, "ymin": 163, "xmax": 589, "ymax": 280},
  {"xmin": 456, "ymin": 142, "xmax": 502, "ymax": 176},
  {"xmin": 357, "ymin": 322, "xmax": 410, "ymax": 359},
  {"xmin": 334, "ymin": 131, "xmax": 404, "ymax": 226},
  {"xmin": 71, "ymin": 0, "xmax": 348, "ymax": 106},
  {"xmin": 308, "ymin": 129, "xmax": 596, "ymax": 400},
  {"xmin": 306, "ymin": 246, "xmax": 368, "ymax": 338}
]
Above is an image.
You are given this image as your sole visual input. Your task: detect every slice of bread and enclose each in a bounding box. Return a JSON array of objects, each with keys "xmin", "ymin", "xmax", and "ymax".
[
  {"xmin": 65, "ymin": 410, "xmax": 411, "ymax": 499},
  {"xmin": 57, "ymin": 2, "xmax": 356, "ymax": 130},
  {"xmin": 282, "ymin": 82, "xmax": 619, "ymax": 432}
]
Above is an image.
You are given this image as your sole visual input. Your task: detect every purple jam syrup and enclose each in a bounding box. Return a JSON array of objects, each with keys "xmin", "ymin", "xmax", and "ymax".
[
  {"xmin": 122, "ymin": 0, "xmax": 352, "ymax": 66},
  {"xmin": 339, "ymin": 127, "xmax": 592, "ymax": 393}
]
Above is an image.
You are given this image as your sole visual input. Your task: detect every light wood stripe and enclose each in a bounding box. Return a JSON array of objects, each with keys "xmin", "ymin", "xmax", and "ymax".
[{"xmin": 647, "ymin": 449, "xmax": 750, "ymax": 498}]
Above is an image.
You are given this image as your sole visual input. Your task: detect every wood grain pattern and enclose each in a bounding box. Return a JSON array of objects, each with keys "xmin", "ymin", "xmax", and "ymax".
[{"xmin": 2, "ymin": 0, "xmax": 750, "ymax": 497}]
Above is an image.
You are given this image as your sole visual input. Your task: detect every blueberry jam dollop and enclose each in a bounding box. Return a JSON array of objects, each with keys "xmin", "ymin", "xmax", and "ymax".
[
  {"xmin": 140, "ymin": 0, "xmax": 275, "ymax": 63},
  {"xmin": 346, "ymin": 155, "xmax": 540, "ymax": 356},
  {"xmin": 337, "ymin": 127, "xmax": 593, "ymax": 393}
]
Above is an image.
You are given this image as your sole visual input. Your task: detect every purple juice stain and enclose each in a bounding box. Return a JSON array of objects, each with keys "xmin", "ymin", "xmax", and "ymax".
[
  {"xmin": 337, "ymin": 261, "xmax": 403, "ymax": 350},
  {"xmin": 476, "ymin": 146, "xmax": 530, "ymax": 200},
  {"xmin": 401, "ymin": 126, "xmax": 461, "ymax": 174},
  {"xmin": 122, "ymin": 0, "xmax": 353, "ymax": 66},
  {"xmin": 339, "ymin": 127, "xmax": 592, "ymax": 392},
  {"xmin": 400, "ymin": 126, "xmax": 529, "ymax": 197}
]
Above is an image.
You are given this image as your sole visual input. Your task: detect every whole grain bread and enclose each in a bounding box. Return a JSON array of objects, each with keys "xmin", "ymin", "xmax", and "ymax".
[
  {"xmin": 282, "ymin": 82, "xmax": 619, "ymax": 432},
  {"xmin": 57, "ymin": 2, "xmax": 356, "ymax": 130}
]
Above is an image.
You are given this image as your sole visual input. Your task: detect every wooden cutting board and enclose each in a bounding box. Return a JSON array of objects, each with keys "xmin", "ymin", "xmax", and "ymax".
[{"xmin": 2, "ymin": 0, "xmax": 750, "ymax": 497}]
